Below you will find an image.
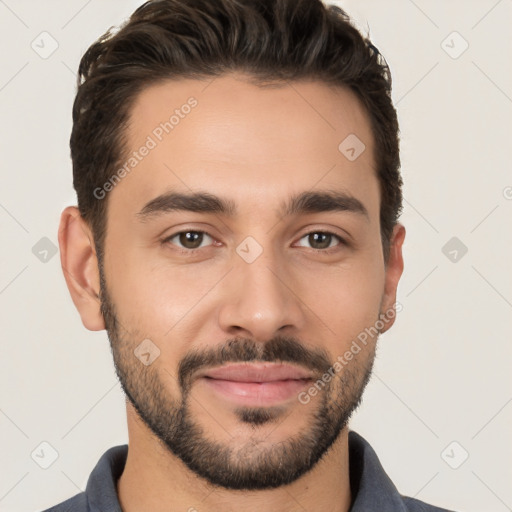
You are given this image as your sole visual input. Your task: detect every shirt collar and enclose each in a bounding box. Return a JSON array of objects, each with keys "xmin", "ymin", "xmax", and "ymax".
[
  {"xmin": 85, "ymin": 443, "xmax": 126, "ymax": 512},
  {"xmin": 348, "ymin": 430, "xmax": 408, "ymax": 511}
]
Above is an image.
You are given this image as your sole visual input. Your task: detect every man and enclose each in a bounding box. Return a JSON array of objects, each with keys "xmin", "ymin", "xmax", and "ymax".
[{"xmin": 48, "ymin": 0, "xmax": 455, "ymax": 510}]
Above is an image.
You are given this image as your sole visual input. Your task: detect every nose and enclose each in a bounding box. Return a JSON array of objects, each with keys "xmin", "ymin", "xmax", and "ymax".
[{"xmin": 217, "ymin": 244, "xmax": 306, "ymax": 343}]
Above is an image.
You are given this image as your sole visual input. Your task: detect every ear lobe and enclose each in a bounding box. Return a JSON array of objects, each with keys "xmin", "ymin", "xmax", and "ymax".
[
  {"xmin": 58, "ymin": 206, "xmax": 105, "ymax": 331},
  {"xmin": 380, "ymin": 223, "xmax": 405, "ymax": 334}
]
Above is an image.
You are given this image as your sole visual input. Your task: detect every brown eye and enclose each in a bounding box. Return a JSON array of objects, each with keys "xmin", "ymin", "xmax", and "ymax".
[
  {"xmin": 165, "ymin": 230, "xmax": 214, "ymax": 250},
  {"xmin": 296, "ymin": 231, "xmax": 345, "ymax": 251},
  {"xmin": 309, "ymin": 232, "xmax": 332, "ymax": 249}
]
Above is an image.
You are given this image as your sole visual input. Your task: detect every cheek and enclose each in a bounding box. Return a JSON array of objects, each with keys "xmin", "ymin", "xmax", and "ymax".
[
  {"xmin": 297, "ymin": 256, "xmax": 385, "ymax": 348},
  {"xmin": 105, "ymin": 242, "xmax": 222, "ymax": 337}
]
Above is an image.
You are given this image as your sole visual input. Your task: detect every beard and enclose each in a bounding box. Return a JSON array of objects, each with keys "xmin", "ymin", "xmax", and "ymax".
[{"xmin": 99, "ymin": 264, "xmax": 376, "ymax": 490}]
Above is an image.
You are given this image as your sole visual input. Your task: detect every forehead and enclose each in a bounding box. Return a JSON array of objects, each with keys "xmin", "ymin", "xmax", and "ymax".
[{"xmin": 114, "ymin": 73, "xmax": 379, "ymax": 218}]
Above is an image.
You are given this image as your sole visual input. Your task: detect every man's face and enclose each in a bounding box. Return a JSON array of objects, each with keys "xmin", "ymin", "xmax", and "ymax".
[{"xmin": 98, "ymin": 73, "xmax": 402, "ymax": 489}]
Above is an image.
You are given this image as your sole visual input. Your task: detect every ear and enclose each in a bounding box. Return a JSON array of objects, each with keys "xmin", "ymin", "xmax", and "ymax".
[
  {"xmin": 58, "ymin": 206, "xmax": 105, "ymax": 331},
  {"xmin": 380, "ymin": 223, "xmax": 405, "ymax": 334}
]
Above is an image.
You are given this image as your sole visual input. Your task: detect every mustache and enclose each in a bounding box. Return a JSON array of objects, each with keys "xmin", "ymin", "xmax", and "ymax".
[{"xmin": 178, "ymin": 335, "xmax": 332, "ymax": 391}]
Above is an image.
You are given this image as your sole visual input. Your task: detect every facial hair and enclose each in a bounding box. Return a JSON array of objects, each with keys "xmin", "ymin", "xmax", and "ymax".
[{"xmin": 98, "ymin": 264, "xmax": 377, "ymax": 490}]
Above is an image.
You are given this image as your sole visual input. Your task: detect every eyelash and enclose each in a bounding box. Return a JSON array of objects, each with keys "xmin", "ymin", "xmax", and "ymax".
[{"xmin": 161, "ymin": 229, "xmax": 347, "ymax": 255}]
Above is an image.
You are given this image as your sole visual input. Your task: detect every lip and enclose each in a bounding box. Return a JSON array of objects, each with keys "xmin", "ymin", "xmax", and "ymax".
[
  {"xmin": 199, "ymin": 362, "xmax": 315, "ymax": 382},
  {"xmin": 196, "ymin": 363, "xmax": 314, "ymax": 406}
]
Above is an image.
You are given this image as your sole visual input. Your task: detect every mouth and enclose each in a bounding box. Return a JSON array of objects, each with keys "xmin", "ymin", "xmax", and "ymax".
[{"xmin": 196, "ymin": 362, "xmax": 314, "ymax": 406}]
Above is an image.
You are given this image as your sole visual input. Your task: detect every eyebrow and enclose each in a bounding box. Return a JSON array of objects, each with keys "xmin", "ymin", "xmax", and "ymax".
[{"xmin": 136, "ymin": 189, "xmax": 369, "ymax": 221}]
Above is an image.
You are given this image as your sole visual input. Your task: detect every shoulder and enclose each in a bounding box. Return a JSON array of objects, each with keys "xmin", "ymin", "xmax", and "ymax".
[
  {"xmin": 403, "ymin": 495, "xmax": 457, "ymax": 512},
  {"xmin": 40, "ymin": 491, "xmax": 88, "ymax": 512},
  {"xmin": 40, "ymin": 443, "xmax": 128, "ymax": 512},
  {"xmin": 348, "ymin": 431, "xmax": 458, "ymax": 512}
]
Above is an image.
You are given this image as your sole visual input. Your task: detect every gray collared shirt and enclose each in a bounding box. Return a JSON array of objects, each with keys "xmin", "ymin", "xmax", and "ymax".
[{"xmin": 41, "ymin": 431, "xmax": 456, "ymax": 512}]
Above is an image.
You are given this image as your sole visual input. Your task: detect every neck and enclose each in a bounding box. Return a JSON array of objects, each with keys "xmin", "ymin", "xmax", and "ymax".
[{"xmin": 117, "ymin": 402, "xmax": 352, "ymax": 512}]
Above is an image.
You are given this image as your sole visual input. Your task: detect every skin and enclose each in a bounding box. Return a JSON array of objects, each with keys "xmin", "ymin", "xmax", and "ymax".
[{"xmin": 58, "ymin": 73, "xmax": 405, "ymax": 512}]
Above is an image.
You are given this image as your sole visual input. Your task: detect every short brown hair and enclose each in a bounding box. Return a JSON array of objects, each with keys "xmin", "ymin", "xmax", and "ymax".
[{"xmin": 71, "ymin": 0, "xmax": 402, "ymax": 261}]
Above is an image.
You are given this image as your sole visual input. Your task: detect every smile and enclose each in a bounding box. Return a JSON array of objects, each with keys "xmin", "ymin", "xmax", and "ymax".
[{"xmin": 197, "ymin": 363, "xmax": 314, "ymax": 406}]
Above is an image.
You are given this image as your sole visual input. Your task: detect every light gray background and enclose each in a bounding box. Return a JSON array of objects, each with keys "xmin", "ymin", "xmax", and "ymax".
[{"xmin": 1, "ymin": 1, "xmax": 511, "ymax": 511}]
